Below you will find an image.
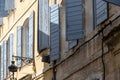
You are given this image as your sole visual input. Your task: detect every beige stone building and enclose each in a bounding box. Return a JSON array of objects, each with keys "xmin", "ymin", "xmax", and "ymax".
[{"xmin": 0, "ymin": 0, "xmax": 120, "ymax": 80}]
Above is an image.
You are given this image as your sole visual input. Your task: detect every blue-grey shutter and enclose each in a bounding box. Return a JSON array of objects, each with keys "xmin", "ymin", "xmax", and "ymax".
[
  {"xmin": 104, "ymin": 0, "xmax": 120, "ymax": 6},
  {"xmin": 0, "ymin": 0, "xmax": 8, "ymax": 17},
  {"xmin": 50, "ymin": 4, "xmax": 60, "ymax": 61},
  {"xmin": 3, "ymin": 41, "xmax": 7, "ymax": 79},
  {"xmin": 10, "ymin": 34, "xmax": 14, "ymax": 64},
  {"xmin": 28, "ymin": 12, "xmax": 34, "ymax": 58},
  {"xmin": 38, "ymin": 0, "xmax": 49, "ymax": 51},
  {"xmin": 93, "ymin": 0, "xmax": 108, "ymax": 27},
  {"xmin": 17, "ymin": 26, "xmax": 22, "ymax": 67},
  {"xmin": 0, "ymin": 18, "xmax": 3, "ymax": 26},
  {"xmin": 1, "ymin": 44, "xmax": 3, "ymax": 80},
  {"xmin": 66, "ymin": 0, "xmax": 84, "ymax": 41},
  {"xmin": 68, "ymin": 40, "xmax": 78, "ymax": 49},
  {"xmin": 5, "ymin": 0, "xmax": 14, "ymax": 11},
  {"xmin": 10, "ymin": 0, "xmax": 15, "ymax": 10}
]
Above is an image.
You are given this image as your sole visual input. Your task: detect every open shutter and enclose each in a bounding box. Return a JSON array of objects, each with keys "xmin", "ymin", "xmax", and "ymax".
[
  {"xmin": 104, "ymin": 0, "xmax": 120, "ymax": 6},
  {"xmin": 10, "ymin": 34, "xmax": 14, "ymax": 64},
  {"xmin": 68, "ymin": 40, "xmax": 78, "ymax": 49},
  {"xmin": 10, "ymin": 0, "xmax": 15, "ymax": 10},
  {"xmin": 66, "ymin": 0, "xmax": 84, "ymax": 41},
  {"xmin": 1, "ymin": 44, "xmax": 3, "ymax": 80},
  {"xmin": 50, "ymin": 4, "xmax": 60, "ymax": 61},
  {"xmin": 0, "ymin": 18, "xmax": 3, "ymax": 26},
  {"xmin": 0, "ymin": 0, "xmax": 8, "ymax": 17},
  {"xmin": 17, "ymin": 26, "xmax": 22, "ymax": 67},
  {"xmin": 93, "ymin": 0, "xmax": 108, "ymax": 27},
  {"xmin": 38, "ymin": 0, "xmax": 49, "ymax": 51},
  {"xmin": 5, "ymin": 0, "xmax": 14, "ymax": 11},
  {"xmin": 3, "ymin": 41, "xmax": 7, "ymax": 79},
  {"xmin": 28, "ymin": 12, "xmax": 34, "ymax": 58}
]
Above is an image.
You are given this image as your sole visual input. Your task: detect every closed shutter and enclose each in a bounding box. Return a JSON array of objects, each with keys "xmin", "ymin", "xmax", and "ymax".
[
  {"xmin": 66, "ymin": 0, "xmax": 84, "ymax": 41},
  {"xmin": 17, "ymin": 26, "xmax": 22, "ymax": 67},
  {"xmin": 93, "ymin": 0, "xmax": 108, "ymax": 27},
  {"xmin": 28, "ymin": 12, "xmax": 34, "ymax": 58},
  {"xmin": 0, "ymin": 0, "xmax": 8, "ymax": 17},
  {"xmin": 10, "ymin": 34, "xmax": 14, "ymax": 64},
  {"xmin": 38, "ymin": 0, "xmax": 49, "ymax": 51},
  {"xmin": 50, "ymin": 4, "xmax": 60, "ymax": 61},
  {"xmin": 68, "ymin": 40, "xmax": 78, "ymax": 49},
  {"xmin": 0, "ymin": 18, "xmax": 3, "ymax": 26},
  {"xmin": 3, "ymin": 41, "xmax": 7, "ymax": 79},
  {"xmin": 1, "ymin": 44, "xmax": 3, "ymax": 80},
  {"xmin": 104, "ymin": 0, "xmax": 120, "ymax": 6}
]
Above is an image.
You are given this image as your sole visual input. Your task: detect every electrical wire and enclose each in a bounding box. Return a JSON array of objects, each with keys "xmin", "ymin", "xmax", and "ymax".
[{"xmin": 33, "ymin": 15, "xmax": 120, "ymax": 79}]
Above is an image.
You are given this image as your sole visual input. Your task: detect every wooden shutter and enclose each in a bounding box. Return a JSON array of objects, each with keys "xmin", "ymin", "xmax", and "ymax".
[
  {"xmin": 104, "ymin": 0, "xmax": 120, "ymax": 6},
  {"xmin": 50, "ymin": 4, "xmax": 60, "ymax": 61},
  {"xmin": 66, "ymin": 0, "xmax": 84, "ymax": 41},
  {"xmin": 68, "ymin": 40, "xmax": 78, "ymax": 49},
  {"xmin": 0, "ymin": 18, "xmax": 3, "ymax": 26},
  {"xmin": 17, "ymin": 26, "xmax": 22, "ymax": 67},
  {"xmin": 28, "ymin": 12, "xmax": 34, "ymax": 58},
  {"xmin": 38, "ymin": 0, "xmax": 49, "ymax": 51},
  {"xmin": 10, "ymin": 34, "xmax": 14, "ymax": 64},
  {"xmin": 93, "ymin": 0, "xmax": 108, "ymax": 27},
  {"xmin": 0, "ymin": 0, "xmax": 8, "ymax": 17},
  {"xmin": 1, "ymin": 44, "xmax": 3, "ymax": 80},
  {"xmin": 3, "ymin": 41, "xmax": 7, "ymax": 79},
  {"xmin": 5, "ymin": 0, "xmax": 14, "ymax": 11}
]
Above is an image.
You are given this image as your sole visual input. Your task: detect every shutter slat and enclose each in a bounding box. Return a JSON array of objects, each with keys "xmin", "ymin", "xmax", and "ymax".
[
  {"xmin": 94, "ymin": 0, "xmax": 108, "ymax": 27},
  {"xmin": 38, "ymin": 0, "xmax": 49, "ymax": 51},
  {"xmin": 50, "ymin": 4, "xmax": 60, "ymax": 61},
  {"xmin": 28, "ymin": 11, "xmax": 34, "ymax": 58},
  {"xmin": 104, "ymin": 0, "xmax": 120, "ymax": 6},
  {"xmin": 0, "ymin": 0, "xmax": 8, "ymax": 17},
  {"xmin": 17, "ymin": 26, "xmax": 22, "ymax": 67},
  {"xmin": 66, "ymin": 0, "xmax": 84, "ymax": 41}
]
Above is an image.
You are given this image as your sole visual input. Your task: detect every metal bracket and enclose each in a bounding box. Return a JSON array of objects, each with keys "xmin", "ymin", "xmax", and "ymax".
[{"xmin": 12, "ymin": 55, "xmax": 33, "ymax": 64}]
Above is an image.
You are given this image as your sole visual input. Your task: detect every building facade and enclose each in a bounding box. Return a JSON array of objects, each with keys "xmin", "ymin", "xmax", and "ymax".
[{"xmin": 0, "ymin": 0, "xmax": 120, "ymax": 80}]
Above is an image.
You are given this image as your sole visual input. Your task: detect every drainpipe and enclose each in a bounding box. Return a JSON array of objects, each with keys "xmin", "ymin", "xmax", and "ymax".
[{"xmin": 53, "ymin": 61, "xmax": 56, "ymax": 80}]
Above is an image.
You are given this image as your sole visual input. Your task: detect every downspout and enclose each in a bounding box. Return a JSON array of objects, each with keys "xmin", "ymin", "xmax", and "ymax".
[{"xmin": 53, "ymin": 61, "xmax": 56, "ymax": 80}]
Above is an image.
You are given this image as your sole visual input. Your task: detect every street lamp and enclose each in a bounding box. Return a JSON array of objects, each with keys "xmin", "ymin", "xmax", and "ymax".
[{"xmin": 8, "ymin": 61, "xmax": 18, "ymax": 80}]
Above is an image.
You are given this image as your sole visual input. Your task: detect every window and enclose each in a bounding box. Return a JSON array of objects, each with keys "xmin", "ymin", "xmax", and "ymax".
[
  {"xmin": 0, "ymin": 0, "xmax": 15, "ymax": 17},
  {"xmin": 16, "ymin": 12, "xmax": 34, "ymax": 67},
  {"xmin": 93, "ymin": 0, "xmax": 108, "ymax": 28}
]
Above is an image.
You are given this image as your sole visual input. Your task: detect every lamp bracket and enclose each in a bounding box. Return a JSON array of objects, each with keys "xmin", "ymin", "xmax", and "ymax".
[{"xmin": 12, "ymin": 55, "xmax": 33, "ymax": 64}]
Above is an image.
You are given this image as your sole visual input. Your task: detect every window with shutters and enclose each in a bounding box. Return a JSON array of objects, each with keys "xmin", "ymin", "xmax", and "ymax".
[
  {"xmin": 0, "ymin": 0, "xmax": 15, "ymax": 17},
  {"xmin": 93, "ymin": 0, "xmax": 108, "ymax": 28},
  {"xmin": 16, "ymin": 12, "xmax": 34, "ymax": 67}
]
